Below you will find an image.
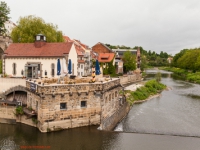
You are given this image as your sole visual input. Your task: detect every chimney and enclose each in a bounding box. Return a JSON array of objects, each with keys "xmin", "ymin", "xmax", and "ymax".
[{"xmin": 34, "ymin": 34, "xmax": 46, "ymax": 48}]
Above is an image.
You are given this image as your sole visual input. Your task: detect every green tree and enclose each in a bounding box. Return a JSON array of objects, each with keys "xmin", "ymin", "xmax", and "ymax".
[
  {"xmin": 177, "ymin": 49, "xmax": 200, "ymax": 72},
  {"xmin": 140, "ymin": 55, "xmax": 148, "ymax": 71},
  {"xmin": 0, "ymin": 1, "xmax": 10, "ymax": 35},
  {"xmin": 172, "ymin": 49, "xmax": 188, "ymax": 67},
  {"xmin": 11, "ymin": 15, "xmax": 64, "ymax": 43},
  {"xmin": 122, "ymin": 50, "xmax": 136, "ymax": 73},
  {"xmin": 155, "ymin": 72, "xmax": 161, "ymax": 82}
]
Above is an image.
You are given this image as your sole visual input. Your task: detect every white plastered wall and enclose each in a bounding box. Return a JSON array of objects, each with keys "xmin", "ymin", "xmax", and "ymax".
[
  {"xmin": 68, "ymin": 44, "xmax": 78, "ymax": 76},
  {"xmin": 4, "ymin": 57, "xmax": 62, "ymax": 78}
]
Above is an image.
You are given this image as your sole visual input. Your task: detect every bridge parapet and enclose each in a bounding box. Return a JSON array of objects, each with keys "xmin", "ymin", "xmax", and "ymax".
[
  {"xmin": 4, "ymin": 85, "xmax": 27, "ymax": 96},
  {"xmin": 0, "ymin": 78, "xmax": 26, "ymax": 95}
]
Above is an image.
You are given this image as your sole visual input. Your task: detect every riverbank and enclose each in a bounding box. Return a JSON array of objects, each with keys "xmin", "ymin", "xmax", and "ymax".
[
  {"xmin": 133, "ymin": 94, "xmax": 160, "ymax": 104},
  {"xmin": 161, "ymin": 67, "xmax": 200, "ymax": 84},
  {"xmin": 124, "ymin": 80, "xmax": 166, "ymax": 105}
]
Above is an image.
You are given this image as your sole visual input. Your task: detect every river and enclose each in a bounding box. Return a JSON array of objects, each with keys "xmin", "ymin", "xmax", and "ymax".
[{"xmin": 1, "ymin": 69, "xmax": 200, "ymax": 150}]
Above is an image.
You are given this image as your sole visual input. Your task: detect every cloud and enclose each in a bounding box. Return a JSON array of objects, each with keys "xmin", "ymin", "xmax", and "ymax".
[{"xmin": 5, "ymin": 0, "xmax": 200, "ymax": 55}]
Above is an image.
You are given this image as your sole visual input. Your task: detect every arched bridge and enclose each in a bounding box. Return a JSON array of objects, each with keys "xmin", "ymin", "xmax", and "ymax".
[
  {"xmin": 0, "ymin": 78, "xmax": 27, "ymax": 104},
  {"xmin": 4, "ymin": 85, "xmax": 27, "ymax": 96}
]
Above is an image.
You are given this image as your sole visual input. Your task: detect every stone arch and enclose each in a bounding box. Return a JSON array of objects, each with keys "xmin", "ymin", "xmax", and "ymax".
[
  {"xmin": 4, "ymin": 85, "xmax": 27, "ymax": 96},
  {"xmin": 4, "ymin": 85, "xmax": 27, "ymax": 105}
]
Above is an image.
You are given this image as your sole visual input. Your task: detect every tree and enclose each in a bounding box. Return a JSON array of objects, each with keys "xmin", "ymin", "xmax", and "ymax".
[
  {"xmin": 122, "ymin": 50, "xmax": 136, "ymax": 73},
  {"xmin": 177, "ymin": 49, "xmax": 200, "ymax": 72},
  {"xmin": 172, "ymin": 49, "xmax": 188, "ymax": 67},
  {"xmin": 0, "ymin": 1, "xmax": 10, "ymax": 35},
  {"xmin": 11, "ymin": 15, "xmax": 64, "ymax": 43},
  {"xmin": 155, "ymin": 72, "xmax": 161, "ymax": 82},
  {"xmin": 140, "ymin": 55, "xmax": 147, "ymax": 71}
]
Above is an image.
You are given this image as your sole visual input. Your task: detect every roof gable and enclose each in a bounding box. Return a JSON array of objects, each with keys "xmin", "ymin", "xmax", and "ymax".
[{"xmin": 98, "ymin": 53, "xmax": 115, "ymax": 62}]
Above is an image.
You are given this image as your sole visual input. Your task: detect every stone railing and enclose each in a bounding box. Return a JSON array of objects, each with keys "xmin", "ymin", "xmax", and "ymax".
[
  {"xmin": 119, "ymin": 74, "xmax": 142, "ymax": 85},
  {"xmin": 26, "ymin": 78, "xmax": 121, "ymax": 95}
]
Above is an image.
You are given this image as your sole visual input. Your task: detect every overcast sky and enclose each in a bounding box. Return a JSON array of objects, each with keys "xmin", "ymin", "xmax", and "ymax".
[{"xmin": 4, "ymin": 0, "xmax": 200, "ymax": 55}]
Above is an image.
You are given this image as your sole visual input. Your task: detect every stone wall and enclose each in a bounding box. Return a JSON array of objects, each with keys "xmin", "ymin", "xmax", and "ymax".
[
  {"xmin": 26, "ymin": 78, "xmax": 123, "ymax": 132},
  {"xmin": 119, "ymin": 74, "xmax": 142, "ymax": 85},
  {"xmin": 100, "ymin": 101, "xmax": 130, "ymax": 131},
  {"xmin": 0, "ymin": 105, "xmax": 15, "ymax": 120},
  {"xmin": 0, "ymin": 36, "xmax": 12, "ymax": 59},
  {"xmin": 0, "ymin": 76, "xmax": 142, "ymax": 132},
  {"xmin": 0, "ymin": 105, "xmax": 36, "ymax": 127}
]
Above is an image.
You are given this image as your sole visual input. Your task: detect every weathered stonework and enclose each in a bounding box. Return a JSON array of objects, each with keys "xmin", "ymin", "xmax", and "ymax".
[
  {"xmin": 0, "ymin": 75, "xmax": 142, "ymax": 132},
  {"xmin": 26, "ymin": 78, "xmax": 123, "ymax": 132},
  {"xmin": 120, "ymin": 74, "xmax": 142, "ymax": 85}
]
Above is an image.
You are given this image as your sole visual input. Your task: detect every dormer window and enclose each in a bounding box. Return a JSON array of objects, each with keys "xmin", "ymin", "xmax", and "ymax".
[
  {"xmin": 34, "ymin": 34, "xmax": 47, "ymax": 48},
  {"xmin": 35, "ymin": 34, "xmax": 46, "ymax": 42},
  {"xmin": 36, "ymin": 36, "xmax": 40, "ymax": 41}
]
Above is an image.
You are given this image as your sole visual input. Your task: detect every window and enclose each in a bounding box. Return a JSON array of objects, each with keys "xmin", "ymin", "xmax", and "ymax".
[
  {"xmin": 109, "ymin": 94, "xmax": 111, "ymax": 101},
  {"xmin": 81, "ymin": 65, "xmax": 83, "ymax": 69},
  {"xmin": 112, "ymin": 93, "xmax": 114, "ymax": 99},
  {"xmin": 51, "ymin": 63, "xmax": 55, "ymax": 77},
  {"xmin": 12, "ymin": 63, "xmax": 16, "ymax": 75},
  {"xmin": 106, "ymin": 97, "xmax": 108, "ymax": 103},
  {"xmin": 115, "ymin": 91, "xmax": 118, "ymax": 97},
  {"xmin": 81, "ymin": 101, "xmax": 87, "ymax": 108},
  {"xmin": 81, "ymin": 72, "xmax": 83, "ymax": 76},
  {"xmin": 36, "ymin": 36, "xmax": 40, "ymax": 40},
  {"xmin": 38, "ymin": 64, "xmax": 40, "ymax": 70},
  {"xmin": 60, "ymin": 103, "xmax": 67, "ymax": 110},
  {"xmin": 38, "ymin": 64, "xmax": 41, "ymax": 77}
]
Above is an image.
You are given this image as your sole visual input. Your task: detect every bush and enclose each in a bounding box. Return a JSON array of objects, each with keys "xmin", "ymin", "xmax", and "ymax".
[
  {"xmin": 15, "ymin": 106, "xmax": 24, "ymax": 116},
  {"xmin": 126, "ymin": 79, "xmax": 166, "ymax": 103}
]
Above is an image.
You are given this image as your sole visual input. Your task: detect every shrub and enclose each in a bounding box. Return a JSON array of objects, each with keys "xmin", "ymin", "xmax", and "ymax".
[
  {"xmin": 15, "ymin": 106, "xmax": 24, "ymax": 116},
  {"xmin": 126, "ymin": 79, "xmax": 166, "ymax": 104}
]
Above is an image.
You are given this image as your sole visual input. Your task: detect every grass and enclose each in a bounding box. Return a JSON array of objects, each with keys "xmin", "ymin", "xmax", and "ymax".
[
  {"xmin": 162, "ymin": 67, "xmax": 200, "ymax": 84},
  {"xmin": 125, "ymin": 79, "xmax": 166, "ymax": 105}
]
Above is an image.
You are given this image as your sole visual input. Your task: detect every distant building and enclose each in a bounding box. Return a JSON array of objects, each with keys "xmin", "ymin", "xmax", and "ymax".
[
  {"xmin": 92, "ymin": 42, "xmax": 113, "ymax": 53},
  {"xmin": 112, "ymin": 48, "xmax": 141, "ymax": 72},
  {"xmin": 167, "ymin": 57, "xmax": 173, "ymax": 63},
  {"xmin": 64, "ymin": 36, "xmax": 92, "ymax": 76},
  {"xmin": 92, "ymin": 43, "xmax": 115, "ymax": 75},
  {"xmin": 4, "ymin": 20, "xmax": 16, "ymax": 36}
]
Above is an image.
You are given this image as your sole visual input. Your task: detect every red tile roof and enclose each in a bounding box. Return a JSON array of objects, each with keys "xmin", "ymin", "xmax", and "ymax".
[
  {"xmin": 63, "ymin": 36, "xmax": 73, "ymax": 42},
  {"xmin": 78, "ymin": 60, "xmax": 85, "ymax": 63},
  {"xmin": 74, "ymin": 39, "xmax": 88, "ymax": 49},
  {"xmin": 98, "ymin": 53, "xmax": 115, "ymax": 62},
  {"xmin": 4, "ymin": 42, "xmax": 73, "ymax": 57}
]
